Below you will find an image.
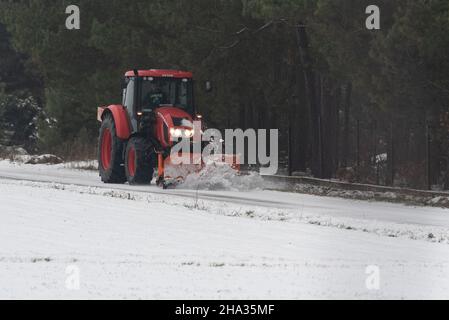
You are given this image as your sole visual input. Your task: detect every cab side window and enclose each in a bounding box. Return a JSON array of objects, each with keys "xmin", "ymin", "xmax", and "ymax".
[
  {"xmin": 122, "ymin": 87, "xmax": 127, "ymax": 106},
  {"xmin": 124, "ymin": 78, "xmax": 137, "ymax": 132},
  {"xmin": 124, "ymin": 78, "xmax": 135, "ymax": 112}
]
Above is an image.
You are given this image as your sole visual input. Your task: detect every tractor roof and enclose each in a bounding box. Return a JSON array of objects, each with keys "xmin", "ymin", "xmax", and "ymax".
[{"xmin": 125, "ymin": 69, "xmax": 193, "ymax": 79}]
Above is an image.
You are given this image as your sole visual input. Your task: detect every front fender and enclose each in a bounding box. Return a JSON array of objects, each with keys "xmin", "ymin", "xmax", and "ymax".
[{"xmin": 98, "ymin": 105, "xmax": 131, "ymax": 140}]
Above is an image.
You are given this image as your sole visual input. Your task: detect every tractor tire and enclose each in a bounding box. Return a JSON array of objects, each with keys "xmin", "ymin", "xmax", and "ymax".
[
  {"xmin": 98, "ymin": 114, "xmax": 126, "ymax": 184},
  {"xmin": 124, "ymin": 136, "xmax": 155, "ymax": 185}
]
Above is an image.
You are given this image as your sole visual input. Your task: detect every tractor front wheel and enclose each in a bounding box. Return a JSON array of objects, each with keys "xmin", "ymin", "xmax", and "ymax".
[
  {"xmin": 125, "ymin": 137, "xmax": 155, "ymax": 185},
  {"xmin": 98, "ymin": 115, "xmax": 126, "ymax": 183}
]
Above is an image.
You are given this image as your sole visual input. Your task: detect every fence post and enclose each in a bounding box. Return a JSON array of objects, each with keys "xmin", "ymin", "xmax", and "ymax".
[
  {"xmin": 372, "ymin": 120, "xmax": 380, "ymax": 185},
  {"xmin": 288, "ymin": 125, "xmax": 293, "ymax": 176},
  {"xmin": 390, "ymin": 122, "xmax": 395, "ymax": 186},
  {"xmin": 356, "ymin": 118, "xmax": 360, "ymax": 169},
  {"xmin": 426, "ymin": 123, "xmax": 431, "ymax": 190}
]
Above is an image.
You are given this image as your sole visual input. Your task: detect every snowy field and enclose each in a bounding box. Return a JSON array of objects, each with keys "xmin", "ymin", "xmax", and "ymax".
[{"xmin": 0, "ymin": 160, "xmax": 449, "ymax": 299}]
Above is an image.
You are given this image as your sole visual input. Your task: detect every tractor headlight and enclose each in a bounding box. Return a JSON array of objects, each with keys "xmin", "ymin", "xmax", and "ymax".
[
  {"xmin": 170, "ymin": 128, "xmax": 182, "ymax": 138},
  {"xmin": 184, "ymin": 129, "xmax": 194, "ymax": 138},
  {"xmin": 170, "ymin": 128, "xmax": 194, "ymax": 139}
]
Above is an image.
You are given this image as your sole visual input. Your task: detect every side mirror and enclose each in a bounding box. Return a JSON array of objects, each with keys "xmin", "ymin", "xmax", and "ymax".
[{"xmin": 205, "ymin": 81, "xmax": 213, "ymax": 93}]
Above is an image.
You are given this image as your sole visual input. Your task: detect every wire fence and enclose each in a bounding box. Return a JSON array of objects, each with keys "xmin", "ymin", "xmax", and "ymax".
[{"xmin": 278, "ymin": 115, "xmax": 446, "ymax": 191}]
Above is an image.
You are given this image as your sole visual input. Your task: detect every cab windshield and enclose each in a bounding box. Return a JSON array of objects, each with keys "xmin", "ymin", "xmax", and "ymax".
[{"xmin": 141, "ymin": 77, "xmax": 193, "ymax": 114}]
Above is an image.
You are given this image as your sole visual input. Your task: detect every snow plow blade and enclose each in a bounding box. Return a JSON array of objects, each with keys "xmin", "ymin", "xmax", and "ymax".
[{"xmin": 157, "ymin": 153, "xmax": 240, "ymax": 188}]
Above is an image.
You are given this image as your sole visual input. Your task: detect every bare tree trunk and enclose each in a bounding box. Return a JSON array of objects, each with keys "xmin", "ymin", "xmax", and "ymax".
[
  {"xmin": 296, "ymin": 22, "xmax": 323, "ymax": 178},
  {"xmin": 320, "ymin": 78, "xmax": 338, "ymax": 179},
  {"xmin": 334, "ymin": 86, "xmax": 341, "ymax": 173},
  {"xmin": 342, "ymin": 82, "xmax": 352, "ymax": 167},
  {"xmin": 294, "ymin": 60, "xmax": 308, "ymax": 172}
]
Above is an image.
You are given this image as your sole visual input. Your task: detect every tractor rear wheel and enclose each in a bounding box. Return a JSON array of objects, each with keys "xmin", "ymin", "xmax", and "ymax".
[
  {"xmin": 125, "ymin": 136, "xmax": 155, "ymax": 185},
  {"xmin": 98, "ymin": 114, "xmax": 126, "ymax": 183}
]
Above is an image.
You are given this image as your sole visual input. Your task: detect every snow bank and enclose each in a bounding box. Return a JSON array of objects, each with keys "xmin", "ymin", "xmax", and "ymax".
[
  {"xmin": 179, "ymin": 162, "xmax": 264, "ymax": 191},
  {"xmin": 292, "ymin": 182, "xmax": 449, "ymax": 208},
  {"xmin": 0, "ymin": 158, "xmax": 97, "ymax": 171},
  {"xmin": 2, "ymin": 154, "xmax": 63, "ymax": 165},
  {"xmin": 62, "ymin": 160, "xmax": 98, "ymax": 171},
  {"xmin": 25, "ymin": 154, "xmax": 63, "ymax": 164}
]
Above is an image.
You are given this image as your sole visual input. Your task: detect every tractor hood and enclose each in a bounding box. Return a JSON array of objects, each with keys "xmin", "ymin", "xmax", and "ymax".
[{"xmin": 154, "ymin": 106, "xmax": 194, "ymax": 148}]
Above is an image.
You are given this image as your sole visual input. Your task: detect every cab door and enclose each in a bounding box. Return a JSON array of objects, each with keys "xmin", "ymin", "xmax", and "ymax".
[{"xmin": 123, "ymin": 77, "xmax": 138, "ymax": 132}]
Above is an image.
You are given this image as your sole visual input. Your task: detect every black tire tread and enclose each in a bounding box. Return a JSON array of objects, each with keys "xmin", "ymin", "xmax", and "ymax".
[
  {"xmin": 125, "ymin": 136, "xmax": 155, "ymax": 185},
  {"xmin": 98, "ymin": 114, "xmax": 126, "ymax": 183}
]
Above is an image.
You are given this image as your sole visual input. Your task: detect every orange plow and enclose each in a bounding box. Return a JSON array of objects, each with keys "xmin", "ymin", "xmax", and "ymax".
[{"xmin": 156, "ymin": 153, "xmax": 240, "ymax": 189}]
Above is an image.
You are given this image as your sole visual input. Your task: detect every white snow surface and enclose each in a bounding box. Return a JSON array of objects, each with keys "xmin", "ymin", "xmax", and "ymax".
[{"xmin": 0, "ymin": 160, "xmax": 449, "ymax": 299}]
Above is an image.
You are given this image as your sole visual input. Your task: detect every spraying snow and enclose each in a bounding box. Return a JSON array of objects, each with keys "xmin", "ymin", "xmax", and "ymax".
[{"xmin": 179, "ymin": 162, "xmax": 264, "ymax": 191}]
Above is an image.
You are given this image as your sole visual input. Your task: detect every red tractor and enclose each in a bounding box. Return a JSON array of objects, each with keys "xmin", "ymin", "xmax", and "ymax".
[{"xmin": 97, "ymin": 69, "xmax": 237, "ymax": 187}]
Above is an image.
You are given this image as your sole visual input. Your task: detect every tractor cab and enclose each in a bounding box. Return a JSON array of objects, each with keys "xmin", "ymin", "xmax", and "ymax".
[
  {"xmin": 122, "ymin": 70, "xmax": 196, "ymax": 150},
  {"xmin": 122, "ymin": 70, "xmax": 194, "ymax": 131}
]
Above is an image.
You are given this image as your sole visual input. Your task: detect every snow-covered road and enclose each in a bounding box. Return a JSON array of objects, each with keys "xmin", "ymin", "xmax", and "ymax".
[{"xmin": 0, "ymin": 161, "xmax": 449, "ymax": 299}]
